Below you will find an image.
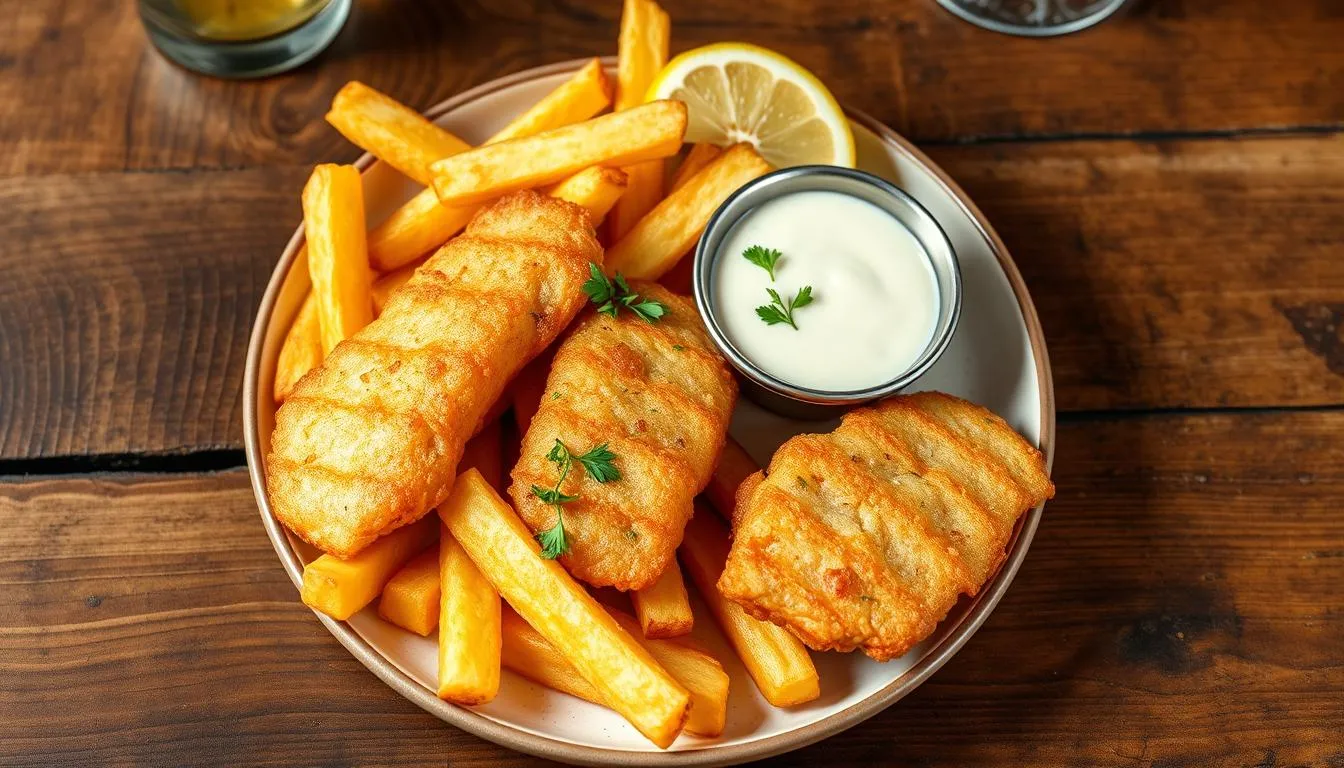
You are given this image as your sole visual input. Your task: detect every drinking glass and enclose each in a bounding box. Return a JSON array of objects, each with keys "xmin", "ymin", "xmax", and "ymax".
[
  {"xmin": 139, "ymin": 0, "xmax": 351, "ymax": 78},
  {"xmin": 936, "ymin": 0, "xmax": 1129, "ymax": 36}
]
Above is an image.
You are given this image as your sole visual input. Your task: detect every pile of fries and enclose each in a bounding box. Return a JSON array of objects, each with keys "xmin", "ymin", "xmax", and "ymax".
[{"xmin": 273, "ymin": 0, "xmax": 810, "ymax": 748}]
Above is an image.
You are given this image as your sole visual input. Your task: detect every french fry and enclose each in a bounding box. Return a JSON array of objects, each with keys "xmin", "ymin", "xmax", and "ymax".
[
  {"xmin": 492, "ymin": 58, "xmax": 614, "ymax": 143},
  {"xmin": 681, "ymin": 507, "xmax": 820, "ymax": 707},
  {"xmin": 544, "ymin": 166, "xmax": 630, "ymax": 226},
  {"xmin": 376, "ymin": 546, "xmax": 439, "ymax": 636},
  {"xmin": 440, "ymin": 469, "xmax": 690, "ymax": 748},
  {"xmin": 609, "ymin": 0, "xmax": 672, "ymax": 240},
  {"xmin": 431, "ymin": 101, "xmax": 687, "ymax": 208},
  {"xmin": 300, "ymin": 516, "xmax": 437, "ymax": 621},
  {"xmin": 303, "ymin": 164, "xmax": 373, "ymax": 355},
  {"xmin": 274, "ymin": 290, "xmax": 322, "ymax": 403},
  {"xmin": 437, "ymin": 523, "xmax": 502, "ymax": 705},
  {"xmin": 326, "ymin": 81, "xmax": 472, "ymax": 187},
  {"xmin": 501, "ymin": 607, "xmax": 729, "ymax": 738},
  {"xmin": 370, "ymin": 258, "xmax": 423, "ymax": 315},
  {"xmin": 606, "ymin": 143, "xmax": 772, "ymax": 280},
  {"xmin": 509, "ymin": 351, "xmax": 553, "ymax": 435},
  {"xmin": 669, "ymin": 143, "xmax": 723, "ymax": 193},
  {"xmin": 631, "ymin": 559, "xmax": 694, "ymax": 639},
  {"xmin": 367, "ymin": 61, "xmax": 614, "ymax": 272},
  {"xmin": 372, "ymin": 422, "xmax": 505, "ymax": 635},
  {"xmin": 705, "ymin": 436, "xmax": 757, "ymax": 527}
]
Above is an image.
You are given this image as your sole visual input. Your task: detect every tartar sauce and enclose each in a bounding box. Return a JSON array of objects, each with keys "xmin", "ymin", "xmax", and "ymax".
[{"xmin": 710, "ymin": 190, "xmax": 938, "ymax": 392}]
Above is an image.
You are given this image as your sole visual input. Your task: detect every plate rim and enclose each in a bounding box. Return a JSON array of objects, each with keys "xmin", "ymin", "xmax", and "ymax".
[{"xmin": 242, "ymin": 56, "xmax": 1056, "ymax": 767}]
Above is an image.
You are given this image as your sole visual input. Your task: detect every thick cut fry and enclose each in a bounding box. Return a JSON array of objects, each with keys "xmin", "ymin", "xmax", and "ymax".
[
  {"xmin": 705, "ymin": 436, "xmax": 757, "ymax": 527},
  {"xmin": 366, "ymin": 61, "xmax": 614, "ymax": 272},
  {"xmin": 508, "ymin": 352, "xmax": 552, "ymax": 436},
  {"xmin": 303, "ymin": 164, "xmax": 373, "ymax": 355},
  {"xmin": 460, "ymin": 419, "xmax": 504, "ymax": 491},
  {"xmin": 501, "ymin": 607, "xmax": 729, "ymax": 738},
  {"xmin": 431, "ymin": 101, "xmax": 687, "ymax": 208},
  {"xmin": 274, "ymin": 290, "xmax": 322, "ymax": 403},
  {"xmin": 681, "ymin": 508, "xmax": 820, "ymax": 707},
  {"xmin": 377, "ymin": 546, "xmax": 439, "ymax": 635},
  {"xmin": 440, "ymin": 470, "xmax": 689, "ymax": 748},
  {"xmin": 631, "ymin": 560, "xmax": 694, "ymax": 638},
  {"xmin": 544, "ymin": 166, "xmax": 630, "ymax": 226},
  {"xmin": 370, "ymin": 258, "xmax": 423, "ymax": 315},
  {"xmin": 606, "ymin": 143, "xmax": 772, "ymax": 280},
  {"xmin": 326, "ymin": 82, "xmax": 471, "ymax": 187},
  {"xmin": 670, "ymin": 143, "xmax": 722, "ymax": 193},
  {"xmin": 438, "ymin": 523, "xmax": 502, "ymax": 705},
  {"xmin": 493, "ymin": 58, "xmax": 614, "ymax": 143},
  {"xmin": 300, "ymin": 516, "xmax": 437, "ymax": 621},
  {"xmin": 610, "ymin": 0, "xmax": 671, "ymax": 239}
]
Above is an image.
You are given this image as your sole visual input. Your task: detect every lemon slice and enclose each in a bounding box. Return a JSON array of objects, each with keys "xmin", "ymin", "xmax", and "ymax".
[{"xmin": 648, "ymin": 42, "xmax": 855, "ymax": 169}]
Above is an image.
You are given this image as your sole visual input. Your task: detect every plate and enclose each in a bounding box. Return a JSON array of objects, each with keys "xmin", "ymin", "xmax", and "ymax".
[{"xmin": 243, "ymin": 58, "xmax": 1055, "ymax": 766}]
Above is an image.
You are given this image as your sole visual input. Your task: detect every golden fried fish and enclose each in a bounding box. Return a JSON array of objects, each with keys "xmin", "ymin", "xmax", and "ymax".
[
  {"xmin": 267, "ymin": 192, "xmax": 600, "ymax": 558},
  {"xmin": 510, "ymin": 283, "xmax": 737, "ymax": 590},
  {"xmin": 718, "ymin": 392, "xmax": 1054, "ymax": 661}
]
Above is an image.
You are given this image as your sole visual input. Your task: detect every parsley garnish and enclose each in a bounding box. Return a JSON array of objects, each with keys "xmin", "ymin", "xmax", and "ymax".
[
  {"xmin": 742, "ymin": 244, "xmax": 783, "ymax": 281},
  {"xmin": 756, "ymin": 285, "xmax": 815, "ymax": 330},
  {"xmin": 581, "ymin": 263, "xmax": 666, "ymax": 323},
  {"xmin": 531, "ymin": 439, "xmax": 621, "ymax": 559}
]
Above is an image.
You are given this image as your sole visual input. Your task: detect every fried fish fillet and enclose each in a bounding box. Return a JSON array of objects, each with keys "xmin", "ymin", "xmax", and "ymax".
[
  {"xmin": 718, "ymin": 392, "xmax": 1054, "ymax": 661},
  {"xmin": 267, "ymin": 191, "xmax": 600, "ymax": 558},
  {"xmin": 510, "ymin": 283, "xmax": 737, "ymax": 590}
]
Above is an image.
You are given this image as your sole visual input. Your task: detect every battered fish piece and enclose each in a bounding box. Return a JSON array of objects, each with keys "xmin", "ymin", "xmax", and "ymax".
[
  {"xmin": 511, "ymin": 284, "xmax": 736, "ymax": 590},
  {"xmin": 718, "ymin": 392, "xmax": 1054, "ymax": 661},
  {"xmin": 267, "ymin": 192, "xmax": 600, "ymax": 558}
]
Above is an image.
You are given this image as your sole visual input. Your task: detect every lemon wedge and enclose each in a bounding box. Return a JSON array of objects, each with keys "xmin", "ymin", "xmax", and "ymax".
[{"xmin": 648, "ymin": 42, "xmax": 855, "ymax": 169}]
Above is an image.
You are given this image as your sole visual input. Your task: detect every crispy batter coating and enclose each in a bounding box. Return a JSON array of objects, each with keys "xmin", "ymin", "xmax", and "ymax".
[
  {"xmin": 267, "ymin": 192, "xmax": 600, "ymax": 558},
  {"xmin": 718, "ymin": 392, "xmax": 1054, "ymax": 661},
  {"xmin": 510, "ymin": 284, "xmax": 737, "ymax": 590}
]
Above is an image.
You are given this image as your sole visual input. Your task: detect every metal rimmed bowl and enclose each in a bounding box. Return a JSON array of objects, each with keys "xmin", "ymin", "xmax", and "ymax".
[
  {"xmin": 243, "ymin": 58, "xmax": 1055, "ymax": 766},
  {"xmin": 693, "ymin": 166, "xmax": 962, "ymax": 419}
]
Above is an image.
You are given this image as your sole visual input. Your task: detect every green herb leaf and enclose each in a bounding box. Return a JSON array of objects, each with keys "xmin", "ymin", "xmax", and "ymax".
[
  {"xmin": 742, "ymin": 244, "xmax": 783, "ymax": 281},
  {"xmin": 791, "ymin": 284, "xmax": 814, "ymax": 309},
  {"xmin": 546, "ymin": 439, "xmax": 572, "ymax": 469},
  {"xmin": 627, "ymin": 298, "xmax": 666, "ymax": 323},
  {"xmin": 535, "ymin": 510, "xmax": 570, "ymax": 559},
  {"xmin": 581, "ymin": 263, "xmax": 666, "ymax": 322},
  {"xmin": 755, "ymin": 303, "xmax": 791, "ymax": 327},
  {"xmin": 530, "ymin": 484, "xmax": 578, "ymax": 506},
  {"xmin": 581, "ymin": 262, "xmax": 615, "ymax": 306},
  {"xmin": 575, "ymin": 443, "xmax": 621, "ymax": 483},
  {"xmin": 755, "ymin": 285, "xmax": 816, "ymax": 330}
]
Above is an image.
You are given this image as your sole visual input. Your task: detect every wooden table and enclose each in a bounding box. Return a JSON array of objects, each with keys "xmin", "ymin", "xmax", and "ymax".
[{"xmin": 3, "ymin": 1, "xmax": 1342, "ymax": 765}]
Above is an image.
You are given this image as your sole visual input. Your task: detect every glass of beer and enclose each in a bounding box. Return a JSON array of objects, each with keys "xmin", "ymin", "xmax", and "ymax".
[{"xmin": 139, "ymin": 0, "xmax": 351, "ymax": 78}]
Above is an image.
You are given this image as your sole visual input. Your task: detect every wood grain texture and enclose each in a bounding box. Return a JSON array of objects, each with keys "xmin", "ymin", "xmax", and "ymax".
[
  {"xmin": 3, "ymin": 0, "xmax": 1342, "ymax": 176},
  {"xmin": 0, "ymin": 168, "xmax": 306, "ymax": 460},
  {"xmin": 6, "ymin": 136, "xmax": 1342, "ymax": 459},
  {"xmin": 3, "ymin": 411, "xmax": 1341, "ymax": 765}
]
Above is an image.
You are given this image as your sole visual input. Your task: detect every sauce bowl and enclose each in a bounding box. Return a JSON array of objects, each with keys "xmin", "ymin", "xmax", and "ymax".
[{"xmin": 692, "ymin": 165, "xmax": 963, "ymax": 418}]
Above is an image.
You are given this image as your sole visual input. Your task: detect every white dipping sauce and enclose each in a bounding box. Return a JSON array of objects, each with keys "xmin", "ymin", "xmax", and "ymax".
[{"xmin": 710, "ymin": 190, "xmax": 938, "ymax": 392}]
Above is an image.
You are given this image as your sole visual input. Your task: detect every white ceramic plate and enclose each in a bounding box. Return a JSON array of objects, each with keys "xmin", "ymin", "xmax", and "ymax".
[{"xmin": 244, "ymin": 59, "xmax": 1055, "ymax": 766}]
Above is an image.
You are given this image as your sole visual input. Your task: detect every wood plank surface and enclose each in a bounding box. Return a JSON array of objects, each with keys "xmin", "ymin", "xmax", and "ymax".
[
  {"xmin": 3, "ymin": 0, "xmax": 1341, "ymax": 176},
  {"xmin": 6, "ymin": 135, "xmax": 1343, "ymax": 459},
  {"xmin": 3, "ymin": 411, "xmax": 1340, "ymax": 766}
]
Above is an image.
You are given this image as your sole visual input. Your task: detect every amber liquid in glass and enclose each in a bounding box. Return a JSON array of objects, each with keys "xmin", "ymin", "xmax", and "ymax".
[{"xmin": 170, "ymin": 0, "xmax": 330, "ymax": 41}]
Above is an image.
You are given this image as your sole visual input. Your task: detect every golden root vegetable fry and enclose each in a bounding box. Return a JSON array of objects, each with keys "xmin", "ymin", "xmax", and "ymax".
[
  {"xmin": 370, "ymin": 258, "xmax": 424, "ymax": 315},
  {"xmin": 501, "ymin": 607, "xmax": 729, "ymax": 738},
  {"xmin": 274, "ymin": 289, "xmax": 322, "ymax": 403},
  {"xmin": 680, "ymin": 508, "xmax": 820, "ymax": 707},
  {"xmin": 326, "ymin": 81, "xmax": 472, "ymax": 187},
  {"xmin": 366, "ymin": 61, "xmax": 615, "ymax": 272},
  {"xmin": 431, "ymin": 101, "xmax": 687, "ymax": 208},
  {"xmin": 492, "ymin": 58, "xmax": 614, "ymax": 143},
  {"xmin": 437, "ymin": 523, "xmax": 502, "ymax": 705},
  {"xmin": 544, "ymin": 166, "xmax": 630, "ymax": 226},
  {"xmin": 460, "ymin": 419, "xmax": 504, "ymax": 492},
  {"xmin": 303, "ymin": 164, "xmax": 374, "ymax": 355},
  {"xmin": 300, "ymin": 516, "xmax": 437, "ymax": 621},
  {"xmin": 669, "ymin": 143, "xmax": 723, "ymax": 193},
  {"xmin": 606, "ymin": 143, "xmax": 772, "ymax": 280},
  {"xmin": 508, "ymin": 351, "xmax": 552, "ymax": 436},
  {"xmin": 609, "ymin": 0, "xmax": 671, "ymax": 239},
  {"xmin": 440, "ymin": 469, "xmax": 690, "ymax": 748},
  {"xmin": 705, "ymin": 436, "xmax": 757, "ymax": 527},
  {"xmin": 631, "ymin": 559, "xmax": 694, "ymax": 639},
  {"xmin": 377, "ymin": 546, "xmax": 439, "ymax": 636}
]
